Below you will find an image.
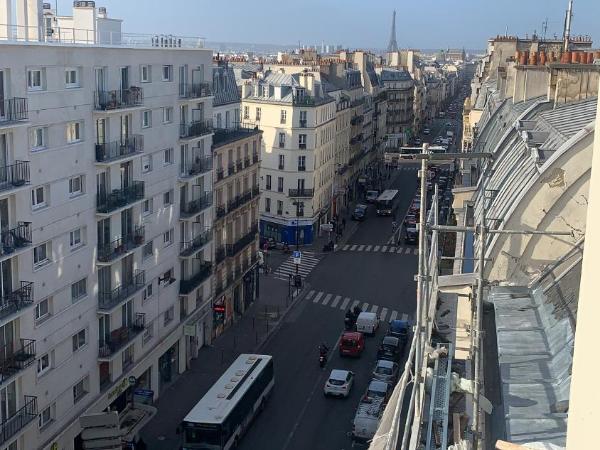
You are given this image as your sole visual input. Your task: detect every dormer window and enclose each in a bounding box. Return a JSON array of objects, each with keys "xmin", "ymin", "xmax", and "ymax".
[{"xmin": 296, "ymin": 88, "xmax": 305, "ymax": 100}]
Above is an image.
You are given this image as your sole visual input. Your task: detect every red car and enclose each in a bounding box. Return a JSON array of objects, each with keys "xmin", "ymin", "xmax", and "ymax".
[{"xmin": 339, "ymin": 331, "xmax": 365, "ymax": 357}]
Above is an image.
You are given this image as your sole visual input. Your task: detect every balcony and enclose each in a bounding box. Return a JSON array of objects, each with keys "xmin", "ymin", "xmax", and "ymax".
[
  {"xmin": 252, "ymin": 184, "xmax": 260, "ymax": 196},
  {"xmin": 215, "ymin": 205, "xmax": 226, "ymax": 219},
  {"xmin": 96, "ymin": 181, "xmax": 145, "ymax": 214},
  {"xmin": 253, "ymin": 152, "xmax": 260, "ymax": 164},
  {"xmin": 0, "ymin": 339, "xmax": 35, "ymax": 385},
  {"xmin": 0, "ymin": 98, "xmax": 28, "ymax": 126},
  {"xmin": 227, "ymin": 163, "xmax": 235, "ymax": 176},
  {"xmin": 299, "ymin": 142, "xmax": 306, "ymax": 150},
  {"xmin": 0, "ymin": 282, "xmax": 33, "ymax": 322},
  {"xmin": 94, "ymin": 88, "xmax": 143, "ymax": 111},
  {"xmin": 95, "ymin": 135, "xmax": 144, "ymax": 164},
  {"xmin": 0, "ymin": 223, "xmax": 32, "ymax": 259},
  {"xmin": 179, "ymin": 262, "xmax": 212, "ymax": 295},
  {"xmin": 180, "ymin": 155, "xmax": 213, "ymax": 179},
  {"xmin": 179, "ymin": 120, "xmax": 213, "ymax": 140},
  {"xmin": 236, "ymin": 159, "xmax": 243, "ymax": 171},
  {"xmin": 0, "ymin": 161, "xmax": 30, "ymax": 193},
  {"xmin": 243, "ymin": 156, "xmax": 251, "ymax": 168},
  {"xmin": 212, "ymin": 125, "xmax": 261, "ymax": 148},
  {"xmin": 215, "ymin": 246, "xmax": 226, "ymax": 264},
  {"xmin": 97, "ymin": 226, "xmax": 145, "ymax": 264},
  {"xmin": 351, "ymin": 115, "xmax": 364, "ymax": 125},
  {"xmin": 180, "ymin": 228, "xmax": 212, "ymax": 257},
  {"xmin": 98, "ymin": 314, "xmax": 145, "ymax": 359},
  {"xmin": 98, "ymin": 270, "xmax": 145, "ymax": 311},
  {"xmin": 0, "ymin": 396, "xmax": 37, "ymax": 445},
  {"xmin": 289, "ymin": 188, "xmax": 314, "ymax": 198},
  {"xmin": 227, "ymin": 227, "xmax": 258, "ymax": 257},
  {"xmin": 216, "ymin": 168, "xmax": 224, "ymax": 181},
  {"xmin": 179, "ymin": 82, "xmax": 212, "ymax": 99},
  {"xmin": 180, "ymin": 192, "xmax": 213, "ymax": 218}
]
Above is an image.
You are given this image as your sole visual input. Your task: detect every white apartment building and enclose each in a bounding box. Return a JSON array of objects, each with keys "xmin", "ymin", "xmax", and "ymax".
[{"xmin": 0, "ymin": 2, "xmax": 214, "ymax": 449}]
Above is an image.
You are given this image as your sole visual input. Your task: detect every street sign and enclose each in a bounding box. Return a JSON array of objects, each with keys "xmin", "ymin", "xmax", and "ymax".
[
  {"xmin": 293, "ymin": 250, "xmax": 301, "ymax": 265},
  {"xmin": 320, "ymin": 223, "xmax": 334, "ymax": 232},
  {"xmin": 128, "ymin": 376, "xmax": 136, "ymax": 386}
]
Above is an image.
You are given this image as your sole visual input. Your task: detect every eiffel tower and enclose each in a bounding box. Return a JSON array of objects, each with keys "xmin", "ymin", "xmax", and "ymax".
[{"xmin": 387, "ymin": 10, "xmax": 399, "ymax": 53}]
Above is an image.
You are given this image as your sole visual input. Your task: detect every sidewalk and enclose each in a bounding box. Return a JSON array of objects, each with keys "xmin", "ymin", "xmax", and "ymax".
[{"xmin": 139, "ymin": 269, "xmax": 309, "ymax": 450}]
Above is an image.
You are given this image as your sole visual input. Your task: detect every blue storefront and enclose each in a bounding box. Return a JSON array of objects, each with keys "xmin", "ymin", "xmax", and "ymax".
[{"xmin": 260, "ymin": 217, "xmax": 316, "ymax": 246}]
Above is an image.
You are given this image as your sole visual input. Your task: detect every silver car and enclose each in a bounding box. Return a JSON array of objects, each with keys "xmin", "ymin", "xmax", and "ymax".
[
  {"xmin": 324, "ymin": 369, "xmax": 355, "ymax": 397},
  {"xmin": 372, "ymin": 360, "xmax": 399, "ymax": 385}
]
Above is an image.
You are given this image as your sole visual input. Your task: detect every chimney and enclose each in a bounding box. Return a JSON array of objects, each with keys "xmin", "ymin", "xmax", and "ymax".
[
  {"xmin": 98, "ymin": 6, "xmax": 107, "ymax": 18},
  {"xmin": 73, "ymin": 0, "xmax": 97, "ymax": 43}
]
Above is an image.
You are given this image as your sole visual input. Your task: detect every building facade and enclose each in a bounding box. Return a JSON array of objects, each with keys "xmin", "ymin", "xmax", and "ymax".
[{"xmin": 380, "ymin": 69, "xmax": 414, "ymax": 146}]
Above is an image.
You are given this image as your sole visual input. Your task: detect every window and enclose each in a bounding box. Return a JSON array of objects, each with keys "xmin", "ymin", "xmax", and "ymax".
[
  {"xmin": 265, "ymin": 197, "xmax": 271, "ymax": 213},
  {"xmin": 27, "ymin": 69, "xmax": 43, "ymax": 90},
  {"xmin": 163, "ymin": 107, "xmax": 173, "ymax": 124},
  {"xmin": 143, "ymin": 241, "xmax": 153, "ymax": 259},
  {"xmin": 33, "ymin": 242, "xmax": 50, "ymax": 267},
  {"xmin": 298, "ymin": 155, "xmax": 306, "ymax": 171},
  {"xmin": 299, "ymin": 134, "xmax": 307, "ymax": 149},
  {"xmin": 280, "ymin": 110, "xmax": 287, "ymax": 124},
  {"xmin": 297, "ymin": 201, "xmax": 305, "ymax": 217},
  {"xmin": 122, "ymin": 345, "xmax": 134, "ymax": 369},
  {"xmin": 69, "ymin": 228, "xmax": 83, "ymax": 248},
  {"xmin": 73, "ymin": 377, "xmax": 88, "ymax": 403},
  {"xmin": 39, "ymin": 403, "xmax": 54, "ymax": 428},
  {"xmin": 278, "ymin": 133, "xmax": 285, "ymax": 148},
  {"xmin": 66, "ymin": 122, "xmax": 82, "ymax": 143},
  {"xmin": 68, "ymin": 175, "xmax": 84, "ymax": 196},
  {"xmin": 72, "ymin": 329, "xmax": 87, "ymax": 352},
  {"xmin": 277, "ymin": 200, "xmax": 283, "ymax": 215},
  {"xmin": 142, "ymin": 155, "xmax": 153, "ymax": 173},
  {"xmin": 265, "ymin": 175, "xmax": 271, "ymax": 190},
  {"xmin": 35, "ymin": 298, "xmax": 51, "ymax": 323},
  {"xmin": 142, "ymin": 283, "xmax": 153, "ymax": 302},
  {"xmin": 65, "ymin": 68, "xmax": 79, "ymax": 88},
  {"xmin": 163, "ymin": 229, "xmax": 174, "ymax": 247},
  {"xmin": 140, "ymin": 64, "xmax": 151, "ymax": 83},
  {"xmin": 300, "ymin": 110, "xmax": 307, "ymax": 127},
  {"xmin": 31, "ymin": 186, "xmax": 46, "ymax": 210},
  {"xmin": 277, "ymin": 177, "xmax": 284, "ymax": 193},
  {"xmin": 160, "ymin": 268, "xmax": 174, "ymax": 286},
  {"xmin": 37, "ymin": 353, "xmax": 51, "ymax": 377},
  {"xmin": 143, "ymin": 321, "xmax": 154, "ymax": 345},
  {"xmin": 243, "ymin": 106, "xmax": 249, "ymax": 120},
  {"xmin": 71, "ymin": 278, "xmax": 87, "ymax": 302},
  {"xmin": 143, "ymin": 198, "xmax": 153, "ymax": 216},
  {"xmin": 163, "ymin": 147, "xmax": 174, "ymax": 165},
  {"xmin": 255, "ymin": 107, "xmax": 261, "ymax": 121},
  {"xmin": 31, "ymin": 127, "xmax": 47, "ymax": 150},
  {"xmin": 216, "ymin": 113, "xmax": 222, "ymax": 129},
  {"xmin": 162, "ymin": 65, "xmax": 173, "ymax": 81},
  {"xmin": 278, "ymin": 154, "xmax": 285, "ymax": 170},
  {"xmin": 142, "ymin": 110, "xmax": 152, "ymax": 128},
  {"xmin": 163, "ymin": 190, "xmax": 173, "ymax": 206},
  {"xmin": 164, "ymin": 305, "xmax": 174, "ymax": 326}
]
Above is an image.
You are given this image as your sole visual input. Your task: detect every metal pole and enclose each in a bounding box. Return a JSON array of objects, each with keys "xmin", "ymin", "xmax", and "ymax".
[{"xmin": 472, "ymin": 223, "xmax": 485, "ymax": 448}]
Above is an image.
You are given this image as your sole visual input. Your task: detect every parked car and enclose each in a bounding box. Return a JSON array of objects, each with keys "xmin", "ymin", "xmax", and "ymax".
[
  {"xmin": 388, "ymin": 320, "xmax": 409, "ymax": 347},
  {"xmin": 372, "ymin": 360, "xmax": 399, "ymax": 385},
  {"xmin": 423, "ymin": 128, "xmax": 430, "ymax": 135},
  {"xmin": 339, "ymin": 331, "xmax": 365, "ymax": 357},
  {"xmin": 377, "ymin": 336, "xmax": 403, "ymax": 362},
  {"xmin": 352, "ymin": 204, "xmax": 368, "ymax": 221},
  {"xmin": 324, "ymin": 369, "xmax": 354, "ymax": 397},
  {"xmin": 365, "ymin": 379, "xmax": 391, "ymax": 403},
  {"xmin": 356, "ymin": 312, "xmax": 379, "ymax": 335},
  {"xmin": 404, "ymin": 227, "xmax": 418, "ymax": 245},
  {"xmin": 365, "ymin": 190, "xmax": 379, "ymax": 203}
]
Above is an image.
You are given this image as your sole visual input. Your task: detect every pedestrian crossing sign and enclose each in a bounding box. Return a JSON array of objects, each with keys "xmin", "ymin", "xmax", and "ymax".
[{"xmin": 293, "ymin": 251, "xmax": 301, "ymax": 264}]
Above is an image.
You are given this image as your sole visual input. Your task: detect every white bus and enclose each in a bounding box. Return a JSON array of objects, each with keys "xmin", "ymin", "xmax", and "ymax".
[
  {"xmin": 375, "ymin": 190, "xmax": 399, "ymax": 216},
  {"xmin": 180, "ymin": 354, "xmax": 274, "ymax": 449}
]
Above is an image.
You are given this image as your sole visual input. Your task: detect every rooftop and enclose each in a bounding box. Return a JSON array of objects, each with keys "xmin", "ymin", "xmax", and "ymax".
[{"xmin": 212, "ymin": 126, "xmax": 262, "ymax": 148}]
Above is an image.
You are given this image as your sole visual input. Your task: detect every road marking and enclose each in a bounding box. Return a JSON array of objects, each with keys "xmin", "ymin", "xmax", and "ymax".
[
  {"xmin": 370, "ymin": 305, "xmax": 378, "ymax": 314},
  {"xmin": 358, "ymin": 245, "xmax": 365, "ymax": 251},
  {"xmin": 306, "ymin": 290, "xmax": 315, "ymax": 300},
  {"xmin": 397, "ymin": 248, "xmax": 404, "ymax": 254},
  {"xmin": 362, "ymin": 302, "xmax": 369, "ymax": 311},
  {"xmin": 381, "ymin": 246, "xmax": 388, "ymax": 252},
  {"xmin": 389, "ymin": 247, "xmax": 397, "ymax": 253},
  {"xmin": 380, "ymin": 307, "xmax": 388, "ymax": 322},
  {"xmin": 374, "ymin": 245, "xmax": 380, "ymax": 252},
  {"xmin": 413, "ymin": 248, "xmax": 419, "ymax": 255},
  {"xmin": 350, "ymin": 244, "xmax": 357, "ymax": 251},
  {"xmin": 405, "ymin": 247, "xmax": 411, "ymax": 254},
  {"xmin": 322, "ymin": 293, "xmax": 332, "ymax": 306},
  {"xmin": 313, "ymin": 291, "xmax": 324, "ymax": 303},
  {"xmin": 343, "ymin": 244, "xmax": 350, "ymax": 251},
  {"xmin": 401, "ymin": 313, "xmax": 409, "ymax": 321},
  {"xmin": 365, "ymin": 245, "xmax": 372, "ymax": 251},
  {"xmin": 389, "ymin": 311, "xmax": 398, "ymax": 321},
  {"xmin": 331, "ymin": 295, "xmax": 342, "ymax": 308},
  {"xmin": 387, "ymin": 237, "xmax": 394, "ymax": 244},
  {"xmin": 340, "ymin": 297, "xmax": 351, "ymax": 310},
  {"xmin": 350, "ymin": 300, "xmax": 360, "ymax": 311}
]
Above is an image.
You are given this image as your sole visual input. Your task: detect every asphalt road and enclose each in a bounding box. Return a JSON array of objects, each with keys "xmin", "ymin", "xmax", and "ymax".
[{"xmin": 239, "ymin": 167, "xmax": 420, "ymax": 450}]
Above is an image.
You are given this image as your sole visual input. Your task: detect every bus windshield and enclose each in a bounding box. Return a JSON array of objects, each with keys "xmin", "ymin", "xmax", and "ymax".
[{"xmin": 375, "ymin": 190, "xmax": 399, "ymax": 216}]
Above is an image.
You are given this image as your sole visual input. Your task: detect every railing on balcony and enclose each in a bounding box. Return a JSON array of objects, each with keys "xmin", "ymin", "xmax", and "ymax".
[
  {"xmin": 97, "ymin": 226, "xmax": 145, "ymax": 263},
  {"xmin": 0, "ymin": 222, "xmax": 32, "ymax": 257},
  {"xmin": 0, "ymin": 339, "xmax": 35, "ymax": 384},
  {"xmin": 96, "ymin": 181, "xmax": 145, "ymax": 214},
  {"xmin": 95, "ymin": 135, "xmax": 144, "ymax": 163},
  {"xmin": 216, "ymin": 167, "xmax": 224, "ymax": 181},
  {"xmin": 252, "ymin": 184, "xmax": 260, "ymax": 196},
  {"xmin": 288, "ymin": 188, "xmax": 314, "ymax": 198},
  {"xmin": 94, "ymin": 88, "xmax": 143, "ymax": 111},
  {"xmin": 180, "ymin": 192, "xmax": 213, "ymax": 218},
  {"xmin": 215, "ymin": 205, "xmax": 226, "ymax": 219},
  {"xmin": 0, "ymin": 282, "xmax": 33, "ymax": 321},
  {"xmin": 253, "ymin": 152, "xmax": 260, "ymax": 164},
  {"xmin": 227, "ymin": 163, "xmax": 235, "ymax": 176},
  {"xmin": 98, "ymin": 314, "xmax": 145, "ymax": 358},
  {"xmin": 243, "ymin": 156, "xmax": 251, "ymax": 168},
  {"xmin": 180, "ymin": 228, "xmax": 212, "ymax": 257},
  {"xmin": 0, "ymin": 98, "xmax": 28, "ymax": 124},
  {"xmin": 180, "ymin": 155, "xmax": 213, "ymax": 178},
  {"xmin": 179, "ymin": 262, "xmax": 212, "ymax": 295},
  {"xmin": 98, "ymin": 270, "xmax": 145, "ymax": 310},
  {"xmin": 215, "ymin": 246, "xmax": 226, "ymax": 264},
  {"xmin": 235, "ymin": 160, "xmax": 243, "ymax": 171},
  {"xmin": 212, "ymin": 125, "xmax": 261, "ymax": 147},
  {"xmin": 227, "ymin": 226, "xmax": 258, "ymax": 258},
  {"xmin": 0, "ymin": 395, "xmax": 37, "ymax": 445},
  {"xmin": 179, "ymin": 120, "xmax": 213, "ymax": 139},
  {"xmin": 179, "ymin": 82, "xmax": 212, "ymax": 99},
  {"xmin": 0, "ymin": 161, "xmax": 30, "ymax": 192}
]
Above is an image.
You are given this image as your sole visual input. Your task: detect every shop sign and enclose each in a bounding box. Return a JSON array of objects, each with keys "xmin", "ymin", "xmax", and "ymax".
[
  {"xmin": 184, "ymin": 324, "xmax": 196, "ymax": 336},
  {"xmin": 108, "ymin": 377, "xmax": 129, "ymax": 401}
]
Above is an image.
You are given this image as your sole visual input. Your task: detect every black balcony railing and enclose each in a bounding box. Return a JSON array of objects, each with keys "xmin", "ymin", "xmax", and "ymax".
[
  {"xmin": 0, "ymin": 339, "xmax": 35, "ymax": 384},
  {"xmin": 298, "ymin": 165, "xmax": 306, "ymax": 172},
  {"xmin": 227, "ymin": 164, "xmax": 235, "ymax": 176},
  {"xmin": 0, "ymin": 282, "xmax": 33, "ymax": 321},
  {"xmin": 215, "ymin": 205, "xmax": 226, "ymax": 219},
  {"xmin": 179, "ymin": 262, "xmax": 212, "ymax": 295},
  {"xmin": 95, "ymin": 135, "xmax": 144, "ymax": 163},
  {"xmin": 0, "ymin": 395, "xmax": 37, "ymax": 445},
  {"xmin": 243, "ymin": 156, "xmax": 251, "ymax": 168},
  {"xmin": 299, "ymin": 143, "xmax": 306, "ymax": 150},
  {"xmin": 179, "ymin": 120, "xmax": 213, "ymax": 139},
  {"xmin": 180, "ymin": 192, "xmax": 213, "ymax": 218},
  {"xmin": 289, "ymin": 188, "xmax": 314, "ymax": 198},
  {"xmin": 98, "ymin": 271, "xmax": 145, "ymax": 310},
  {"xmin": 97, "ymin": 181, "xmax": 145, "ymax": 214},
  {"xmin": 179, "ymin": 82, "xmax": 212, "ymax": 99},
  {"xmin": 252, "ymin": 184, "xmax": 260, "ymax": 196},
  {"xmin": 299, "ymin": 119, "xmax": 307, "ymax": 128},
  {"xmin": 212, "ymin": 125, "xmax": 261, "ymax": 147},
  {"xmin": 97, "ymin": 226, "xmax": 145, "ymax": 263},
  {"xmin": 1, "ymin": 222, "xmax": 32, "ymax": 257},
  {"xmin": 180, "ymin": 155, "xmax": 213, "ymax": 178},
  {"xmin": 227, "ymin": 227, "xmax": 258, "ymax": 257},
  {"xmin": 98, "ymin": 314, "xmax": 145, "ymax": 358},
  {"xmin": 0, "ymin": 98, "xmax": 28, "ymax": 124},
  {"xmin": 236, "ymin": 160, "xmax": 243, "ymax": 171},
  {"xmin": 253, "ymin": 152, "xmax": 260, "ymax": 164},
  {"xmin": 94, "ymin": 88, "xmax": 143, "ymax": 111},
  {"xmin": 180, "ymin": 228, "xmax": 212, "ymax": 257},
  {"xmin": 0, "ymin": 161, "xmax": 30, "ymax": 192},
  {"xmin": 216, "ymin": 168, "xmax": 224, "ymax": 181},
  {"xmin": 215, "ymin": 246, "xmax": 226, "ymax": 264}
]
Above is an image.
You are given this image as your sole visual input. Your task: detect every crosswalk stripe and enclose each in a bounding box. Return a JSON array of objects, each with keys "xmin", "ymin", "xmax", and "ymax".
[
  {"xmin": 380, "ymin": 307, "xmax": 388, "ymax": 322},
  {"xmin": 389, "ymin": 311, "xmax": 398, "ymax": 321},
  {"xmin": 389, "ymin": 247, "xmax": 397, "ymax": 253},
  {"xmin": 382, "ymin": 246, "xmax": 388, "ymax": 252},
  {"xmin": 397, "ymin": 248, "xmax": 403, "ymax": 254},
  {"xmin": 387, "ymin": 237, "xmax": 394, "ymax": 244},
  {"xmin": 401, "ymin": 313, "xmax": 409, "ymax": 321},
  {"xmin": 340, "ymin": 297, "xmax": 351, "ymax": 310},
  {"xmin": 374, "ymin": 245, "xmax": 380, "ymax": 251},
  {"xmin": 313, "ymin": 291, "xmax": 324, "ymax": 303},
  {"xmin": 322, "ymin": 293, "xmax": 333, "ymax": 306},
  {"xmin": 405, "ymin": 247, "xmax": 411, "ymax": 254},
  {"xmin": 306, "ymin": 290, "xmax": 315, "ymax": 300},
  {"xmin": 331, "ymin": 295, "xmax": 342, "ymax": 308},
  {"xmin": 351, "ymin": 244, "xmax": 357, "ymax": 251},
  {"xmin": 351, "ymin": 300, "xmax": 360, "ymax": 311},
  {"xmin": 370, "ymin": 305, "xmax": 378, "ymax": 314},
  {"xmin": 358, "ymin": 245, "xmax": 365, "ymax": 251},
  {"xmin": 413, "ymin": 248, "xmax": 419, "ymax": 255},
  {"xmin": 365, "ymin": 245, "xmax": 372, "ymax": 251},
  {"xmin": 343, "ymin": 244, "xmax": 350, "ymax": 251},
  {"xmin": 361, "ymin": 302, "xmax": 369, "ymax": 311}
]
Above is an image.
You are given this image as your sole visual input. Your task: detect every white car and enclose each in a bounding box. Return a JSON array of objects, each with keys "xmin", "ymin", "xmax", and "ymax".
[{"xmin": 324, "ymin": 369, "xmax": 354, "ymax": 397}]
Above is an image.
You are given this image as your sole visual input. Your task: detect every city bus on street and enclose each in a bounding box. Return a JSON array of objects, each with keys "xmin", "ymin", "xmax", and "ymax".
[
  {"xmin": 375, "ymin": 190, "xmax": 399, "ymax": 216},
  {"xmin": 180, "ymin": 354, "xmax": 274, "ymax": 449}
]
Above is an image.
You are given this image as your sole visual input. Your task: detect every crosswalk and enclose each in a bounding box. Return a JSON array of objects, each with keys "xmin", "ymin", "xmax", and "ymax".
[
  {"xmin": 340, "ymin": 244, "xmax": 418, "ymax": 256},
  {"xmin": 396, "ymin": 166, "xmax": 419, "ymax": 171},
  {"xmin": 306, "ymin": 289, "xmax": 410, "ymax": 323},
  {"xmin": 273, "ymin": 251, "xmax": 321, "ymax": 282}
]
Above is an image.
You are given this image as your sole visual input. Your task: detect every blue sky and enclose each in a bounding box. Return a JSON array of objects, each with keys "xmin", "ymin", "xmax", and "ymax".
[{"xmin": 56, "ymin": 0, "xmax": 598, "ymax": 50}]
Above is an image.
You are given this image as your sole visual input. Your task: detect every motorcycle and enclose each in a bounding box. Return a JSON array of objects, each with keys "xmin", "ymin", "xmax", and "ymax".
[
  {"xmin": 345, "ymin": 310, "xmax": 356, "ymax": 331},
  {"xmin": 318, "ymin": 346, "xmax": 328, "ymax": 368}
]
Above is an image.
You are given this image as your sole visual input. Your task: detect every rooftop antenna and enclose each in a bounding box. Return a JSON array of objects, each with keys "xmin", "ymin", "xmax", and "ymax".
[
  {"xmin": 563, "ymin": 0, "xmax": 574, "ymax": 52},
  {"xmin": 505, "ymin": 25, "xmax": 508, "ymax": 37},
  {"xmin": 542, "ymin": 18, "xmax": 549, "ymax": 40}
]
